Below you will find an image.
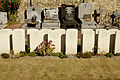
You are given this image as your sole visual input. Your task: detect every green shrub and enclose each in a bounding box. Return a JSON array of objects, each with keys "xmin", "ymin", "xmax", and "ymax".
[
  {"xmin": 105, "ymin": 53, "xmax": 114, "ymax": 58},
  {"xmin": 114, "ymin": 53, "xmax": 120, "ymax": 56},
  {"xmin": 1, "ymin": 53, "xmax": 10, "ymax": 59},
  {"xmin": 52, "ymin": 52, "xmax": 62, "ymax": 56},
  {"xmin": 82, "ymin": 52, "xmax": 92, "ymax": 58},
  {"xmin": 28, "ymin": 52, "xmax": 37, "ymax": 57},
  {"xmin": 52, "ymin": 52, "xmax": 67, "ymax": 59},
  {"xmin": 19, "ymin": 51, "xmax": 27, "ymax": 57},
  {"xmin": 59, "ymin": 54, "xmax": 67, "ymax": 59}
]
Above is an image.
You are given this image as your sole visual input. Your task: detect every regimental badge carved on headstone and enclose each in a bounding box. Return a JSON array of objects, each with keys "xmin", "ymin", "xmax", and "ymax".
[
  {"xmin": 65, "ymin": 7, "xmax": 74, "ymax": 16},
  {"xmin": 0, "ymin": 12, "xmax": 7, "ymax": 28},
  {"xmin": 24, "ymin": 6, "xmax": 41, "ymax": 29},
  {"xmin": 60, "ymin": 4, "xmax": 80, "ymax": 29},
  {"xmin": 78, "ymin": 3, "xmax": 97, "ymax": 29},
  {"xmin": 42, "ymin": 7, "xmax": 60, "ymax": 29}
]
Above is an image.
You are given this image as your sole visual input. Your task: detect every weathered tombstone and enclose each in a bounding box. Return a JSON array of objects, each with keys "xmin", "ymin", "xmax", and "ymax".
[
  {"xmin": 82, "ymin": 29, "xmax": 95, "ymax": 53},
  {"xmin": 66, "ymin": 29, "xmax": 78, "ymax": 55},
  {"xmin": 60, "ymin": 4, "xmax": 80, "ymax": 29},
  {"xmin": 24, "ymin": 6, "xmax": 41, "ymax": 29},
  {"xmin": 0, "ymin": 29, "xmax": 12, "ymax": 54},
  {"xmin": 27, "ymin": 29, "xmax": 51, "ymax": 52},
  {"xmin": 78, "ymin": 3, "xmax": 97, "ymax": 29},
  {"xmin": 114, "ymin": 30, "xmax": 120, "ymax": 53},
  {"xmin": 48, "ymin": 29, "xmax": 65, "ymax": 52},
  {"xmin": 42, "ymin": 7, "xmax": 60, "ymax": 29},
  {"xmin": 13, "ymin": 29, "xmax": 25, "ymax": 53},
  {"xmin": 0, "ymin": 12, "xmax": 7, "ymax": 28},
  {"xmin": 96, "ymin": 29, "xmax": 110, "ymax": 54}
]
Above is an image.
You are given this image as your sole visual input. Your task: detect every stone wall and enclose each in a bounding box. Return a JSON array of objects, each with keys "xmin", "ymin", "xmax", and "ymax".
[{"xmin": 17, "ymin": 0, "xmax": 120, "ymax": 23}]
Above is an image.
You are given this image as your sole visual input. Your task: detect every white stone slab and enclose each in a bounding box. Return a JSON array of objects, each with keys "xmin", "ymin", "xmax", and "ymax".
[
  {"xmin": 0, "ymin": 29, "xmax": 12, "ymax": 54},
  {"xmin": 66, "ymin": 29, "xmax": 78, "ymax": 55},
  {"xmin": 82, "ymin": 29, "xmax": 95, "ymax": 53},
  {"xmin": 48, "ymin": 29, "xmax": 65, "ymax": 52},
  {"xmin": 114, "ymin": 30, "xmax": 120, "ymax": 53},
  {"xmin": 13, "ymin": 29, "xmax": 25, "ymax": 53},
  {"xmin": 96, "ymin": 29, "xmax": 110, "ymax": 54},
  {"xmin": 27, "ymin": 29, "xmax": 50, "ymax": 52},
  {"xmin": 0, "ymin": 12, "xmax": 7, "ymax": 25}
]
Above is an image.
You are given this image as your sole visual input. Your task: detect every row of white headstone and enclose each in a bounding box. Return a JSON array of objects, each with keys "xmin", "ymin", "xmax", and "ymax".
[{"xmin": 0, "ymin": 29, "xmax": 120, "ymax": 55}]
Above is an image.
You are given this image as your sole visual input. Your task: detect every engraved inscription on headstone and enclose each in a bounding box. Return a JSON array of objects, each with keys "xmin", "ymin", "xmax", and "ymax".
[
  {"xmin": 42, "ymin": 7, "xmax": 60, "ymax": 29},
  {"xmin": 65, "ymin": 7, "xmax": 74, "ymax": 16}
]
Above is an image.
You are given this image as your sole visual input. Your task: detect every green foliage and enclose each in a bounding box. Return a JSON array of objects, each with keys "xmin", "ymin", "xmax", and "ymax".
[
  {"xmin": 52, "ymin": 52, "xmax": 67, "ymax": 59},
  {"xmin": 115, "ymin": 53, "xmax": 120, "ymax": 56},
  {"xmin": 19, "ymin": 51, "xmax": 27, "ymax": 57},
  {"xmin": 1, "ymin": 53, "xmax": 10, "ymax": 59},
  {"xmin": 8, "ymin": 12, "xmax": 17, "ymax": 24},
  {"xmin": 28, "ymin": 52, "xmax": 37, "ymax": 57},
  {"xmin": 105, "ymin": 53, "xmax": 114, "ymax": 58},
  {"xmin": 0, "ymin": 0, "xmax": 21, "ymax": 24},
  {"xmin": 0, "ymin": 0, "xmax": 21, "ymax": 12},
  {"xmin": 82, "ymin": 52, "xmax": 93, "ymax": 58},
  {"xmin": 35, "ymin": 40, "xmax": 55, "ymax": 56}
]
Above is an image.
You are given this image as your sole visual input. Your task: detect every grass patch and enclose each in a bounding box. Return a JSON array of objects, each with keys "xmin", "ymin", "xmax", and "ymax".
[{"xmin": 0, "ymin": 58, "xmax": 120, "ymax": 80}]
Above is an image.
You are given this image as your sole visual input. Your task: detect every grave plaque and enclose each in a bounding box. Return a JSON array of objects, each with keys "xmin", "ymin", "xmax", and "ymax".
[
  {"xmin": 60, "ymin": 4, "xmax": 80, "ymax": 29},
  {"xmin": 42, "ymin": 7, "xmax": 60, "ymax": 29},
  {"xmin": 78, "ymin": 3, "xmax": 97, "ymax": 29},
  {"xmin": 0, "ymin": 12, "xmax": 7, "ymax": 28},
  {"xmin": 25, "ymin": 6, "xmax": 41, "ymax": 29}
]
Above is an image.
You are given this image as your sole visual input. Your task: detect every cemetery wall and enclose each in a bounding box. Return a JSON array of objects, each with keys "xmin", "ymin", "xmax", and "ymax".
[
  {"xmin": 0, "ymin": 29, "xmax": 120, "ymax": 55},
  {"xmin": 17, "ymin": 0, "xmax": 120, "ymax": 23}
]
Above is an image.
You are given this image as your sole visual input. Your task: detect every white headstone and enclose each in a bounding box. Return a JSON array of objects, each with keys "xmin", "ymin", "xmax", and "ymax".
[
  {"xmin": 96, "ymin": 29, "xmax": 110, "ymax": 54},
  {"xmin": 82, "ymin": 29, "xmax": 95, "ymax": 53},
  {"xmin": 13, "ymin": 29, "xmax": 25, "ymax": 53},
  {"xmin": 114, "ymin": 30, "xmax": 120, "ymax": 53},
  {"xmin": 0, "ymin": 29, "xmax": 12, "ymax": 54},
  {"xmin": 66, "ymin": 29, "xmax": 78, "ymax": 55},
  {"xmin": 27, "ymin": 29, "xmax": 51, "ymax": 52},
  {"xmin": 48, "ymin": 29, "xmax": 65, "ymax": 52}
]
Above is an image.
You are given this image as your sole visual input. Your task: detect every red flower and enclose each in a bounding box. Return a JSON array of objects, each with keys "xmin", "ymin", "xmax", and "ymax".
[
  {"xmin": 40, "ymin": 43, "xmax": 43, "ymax": 45},
  {"xmin": 42, "ymin": 46, "xmax": 45, "ymax": 48},
  {"xmin": 19, "ymin": 2, "xmax": 21, "ymax": 4},
  {"xmin": 0, "ymin": 5, "xmax": 1, "ymax": 7},
  {"xmin": 42, "ymin": 41, "xmax": 46, "ymax": 44},
  {"xmin": 47, "ymin": 45, "xmax": 50, "ymax": 48},
  {"xmin": 49, "ymin": 40, "xmax": 52, "ymax": 43},
  {"xmin": 48, "ymin": 41, "xmax": 51, "ymax": 44},
  {"xmin": 9, "ymin": 5, "xmax": 11, "ymax": 8},
  {"xmin": 52, "ymin": 47, "xmax": 55, "ymax": 49},
  {"xmin": 51, "ymin": 44, "xmax": 55, "ymax": 46}
]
